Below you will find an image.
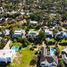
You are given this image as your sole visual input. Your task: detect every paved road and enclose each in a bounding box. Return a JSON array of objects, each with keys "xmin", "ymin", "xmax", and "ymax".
[{"xmin": 3, "ymin": 40, "xmax": 12, "ymax": 50}]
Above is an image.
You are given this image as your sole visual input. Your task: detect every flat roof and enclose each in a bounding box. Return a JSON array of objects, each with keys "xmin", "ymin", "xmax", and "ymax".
[
  {"xmin": 30, "ymin": 21, "xmax": 38, "ymax": 24},
  {"xmin": 63, "ymin": 48, "xmax": 67, "ymax": 53},
  {"xmin": 0, "ymin": 50, "xmax": 16, "ymax": 58}
]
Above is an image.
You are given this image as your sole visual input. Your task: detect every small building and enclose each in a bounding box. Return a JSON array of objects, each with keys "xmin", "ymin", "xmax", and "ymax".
[
  {"xmin": 40, "ymin": 56, "xmax": 58, "ymax": 67},
  {"xmin": 40, "ymin": 47, "xmax": 58, "ymax": 67},
  {"xmin": 0, "ymin": 49, "xmax": 16, "ymax": 63},
  {"xmin": 63, "ymin": 23, "xmax": 67, "ymax": 28},
  {"xmin": 28, "ymin": 30, "xmax": 39, "ymax": 39},
  {"xmin": 0, "ymin": 18, "xmax": 5, "ymax": 24},
  {"xmin": 45, "ymin": 29, "xmax": 53, "ymax": 38},
  {"xmin": 30, "ymin": 20, "xmax": 38, "ymax": 25},
  {"xmin": 3, "ymin": 29, "xmax": 10, "ymax": 36},
  {"xmin": 56, "ymin": 32, "xmax": 67, "ymax": 40},
  {"xmin": 62, "ymin": 48, "xmax": 67, "ymax": 64},
  {"xmin": 13, "ymin": 29, "xmax": 25, "ymax": 39},
  {"xmin": 6, "ymin": 11, "xmax": 17, "ymax": 15},
  {"xmin": 20, "ymin": 11, "xmax": 25, "ymax": 15}
]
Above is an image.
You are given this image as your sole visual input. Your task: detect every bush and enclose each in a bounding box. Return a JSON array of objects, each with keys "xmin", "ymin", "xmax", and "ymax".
[
  {"xmin": 35, "ymin": 51, "xmax": 38, "ymax": 55},
  {"xmin": 0, "ymin": 39, "xmax": 6, "ymax": 49},
  {"xmin": 59, "ymin": 40, "xmax": 67, "ymax": 45},
  {"xmin": 47, "ymin": 39, "xmax": 55, "ymax": 45},
  {"xmin": 20, "ymin": 38, "xmax": 30, "ymax": 47},
  {"xmin": 30, "ymin": 47, "xmax": 34, "ymax": 51},
  {"xmin": 10, "ymin": 42, "xmax": 22, "ymax": 48},
  {"xmin": 33, "ymin": 45, "xmax": 37, "ymax": 48},
  {"xmin": 39, "ymin": 30, "xmax": 45, "ymax": 42}
]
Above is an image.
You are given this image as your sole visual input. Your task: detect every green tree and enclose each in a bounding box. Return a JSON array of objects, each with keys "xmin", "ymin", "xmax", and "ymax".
[
  {"xmin": 58, "ymin": 56, "xmax": 65, "ymax": 67},
  {"xmin": 39, "ymin": 30, "xmax": 45, "ymax": 42}
]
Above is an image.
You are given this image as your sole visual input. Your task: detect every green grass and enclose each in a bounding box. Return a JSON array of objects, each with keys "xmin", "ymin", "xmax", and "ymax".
[
  {"xmin": 58, "ymin": 45, "xmax": 65, "ymax": 50},
  {"xmin": 7, "ymin": 45, "xmax": 35, "ymax": 67}
]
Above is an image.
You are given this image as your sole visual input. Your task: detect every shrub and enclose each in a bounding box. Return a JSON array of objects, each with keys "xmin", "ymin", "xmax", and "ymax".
[
  {"xmin": 10, "ymin": 42, "xmax": 22, "ymax": 48},
  {"xmin": 47, "ymin": 39, "xmax": 55, "ymax": 45},
  {"xmin": 30, "ymin": 47, "xmax": 34, "ymax": 51},
  {"xmin": 59, "ymin": 40, "xmax": 67, "ymax": 45}
]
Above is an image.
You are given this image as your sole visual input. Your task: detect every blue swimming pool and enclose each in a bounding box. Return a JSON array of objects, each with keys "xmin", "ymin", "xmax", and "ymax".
[
  {"xmin": 11, "ymin": 46, "xmax": 19, "ymax": 52},
  {"xmin": 50, "ymin": 48, "xmax": 56, "ymax": 56}
]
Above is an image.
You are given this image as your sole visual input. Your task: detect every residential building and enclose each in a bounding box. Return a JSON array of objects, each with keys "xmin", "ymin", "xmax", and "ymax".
[
  {"xmin": 56, "ymin": 32, "xmax": 67, "ymax": 40},
  {"xmin": 27, "ymin": 30, "xmax": 39, "ymax": 39},
  {"xmin": 13, "ymin": 29, "xmax": 25, "ymax": 39},
  {"xmin": 62, "ymin": 48, "xmax": 67, "ymax": 64},
  {"xmin": 30, "ymin": 20, "xmax": 38, "ymax": 25},
  {"xmin": 44, "ymin": 29, "xmax": 53, "ymax": 38},
  {"xmin": 40, "ymin": 46, "xmax": 58, "ymax": 67},
  {"xmin": 0, "ymin": 50, "xmax": 16, "ymax": 63}
]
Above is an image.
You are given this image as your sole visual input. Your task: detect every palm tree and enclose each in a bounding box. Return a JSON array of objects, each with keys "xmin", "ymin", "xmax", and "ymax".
[
  {"xmin": 30, "ymin": 56, "xmax": 37, "ymax": 67},
  {"xmin": 58, "ymin": 56, "xmax": 65, "ymax": 67},
  {"xmin": 9, "ymin": 26, "xmax": 14, "ymax": 40}
]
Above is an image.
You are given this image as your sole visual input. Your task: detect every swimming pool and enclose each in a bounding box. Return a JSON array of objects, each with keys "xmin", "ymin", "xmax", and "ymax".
[
  {"xmin": 11, "ymin": 46, "xmax": 19, "ymax": 52},
  {"xmin": 50, "ymin": 48, "xmax": 56, "ymax": 56}
]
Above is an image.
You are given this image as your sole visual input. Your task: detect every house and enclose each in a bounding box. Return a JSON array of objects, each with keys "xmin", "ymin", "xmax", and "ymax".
[
  {"xmin": 6, "ymin": 11, "xmax": 17, "ymax": 15},
  {"xmin": 62, "ymin": 47, "xmax": 67, "ymax": 64},
  {"xmin": 3, "ymin": 29, "xmax": 10, "ymax": 36},
  {"xmin": 63, "ymin": 23, "xmax": 67, "ymax": 28},
  {"xmin": 0, "ymin": 49, "xmax": 16, "ymax": 63},
  {"xmin": 27, "ymin": 30, "xmax": 39, "ymax": 40},
  {"xmin": 40, "ymin": 56, "xmax": 58, "ymax": 67},
  {"xmin": 63, "ymin": 32, "xmax": 67, "ymax": 39},
  {"xmin": 20, "ymin": 10, "xmax": 25, "ymax": 15},
  {"xmin": 0, "ymin": 18, "xmax": 5, "ymax": 24},
  {"xmin": 44, "ymin": 29, "xmax": 53, "ymax": 38},
  {"xmin": 48, "ymin": 20, "xmax": 60, "ymax": 26},
  {"xmin": 13, "ymin": 29, "xmax": 25, "ymax": 39},
  {"xmin": 56, "ymin": 32, "xmax": 67, "ymax": 40},
  {"xmin": 40, "ymin": 47, "xmax": 58, "ymax": 67},
  {"xmin": 30, "ymin": 20, "xmax": 38, "ymax": 25}
]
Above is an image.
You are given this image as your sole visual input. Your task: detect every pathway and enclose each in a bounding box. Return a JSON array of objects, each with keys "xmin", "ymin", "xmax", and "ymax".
[
  {"xmin": 42, "ymin": 41, "xmax": 47, "ymax": 56},
  {"xmin": 3, "ymin": 39, "xmax": 12, "ymax": 50}
]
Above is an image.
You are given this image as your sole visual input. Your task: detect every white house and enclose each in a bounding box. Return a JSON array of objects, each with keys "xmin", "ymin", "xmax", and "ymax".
[
  {"xmin": 13, "ymin": 29, "xmax": 25, "ymax": 38},
  {"xmin": 0, "ymin": 49, "xmax": 16, "ymax": 63},
  {"xmin": 30, "ymin": 20, "xmax": 38, "ymax": 25},
  {"xmin": 6, "ymin": 11, "xmax": 17, "ymax": 15}
]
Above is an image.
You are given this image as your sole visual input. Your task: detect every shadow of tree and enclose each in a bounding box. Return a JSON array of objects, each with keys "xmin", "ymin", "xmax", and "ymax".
[
  {"xmin": 30, "ymin": 58, "xmax": 36, "ymax": 67},
  {"xmin": 0, "ymin": 62, "xmax": 10, "ymax": 67}
]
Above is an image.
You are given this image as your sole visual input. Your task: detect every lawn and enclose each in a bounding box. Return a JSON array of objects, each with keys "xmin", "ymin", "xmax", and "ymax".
[
  {"xmin": 7, "ymin": 45, "xmax": 36, "ymax": 67},
  {"xmin": 58, "ymin": 45, "xmax": 65, "ymax": 50}
]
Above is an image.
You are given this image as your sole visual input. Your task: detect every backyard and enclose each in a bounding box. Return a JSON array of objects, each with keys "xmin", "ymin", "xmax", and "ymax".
[{"xmin": 7, "ymin": 45, "xmax": 36, "ymax": 67}]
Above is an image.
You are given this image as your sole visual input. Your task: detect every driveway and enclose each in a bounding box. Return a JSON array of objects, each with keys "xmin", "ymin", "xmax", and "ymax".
[{"xmin": 3, "ymin": 39, "xmax": 12, "ymax": 50}]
